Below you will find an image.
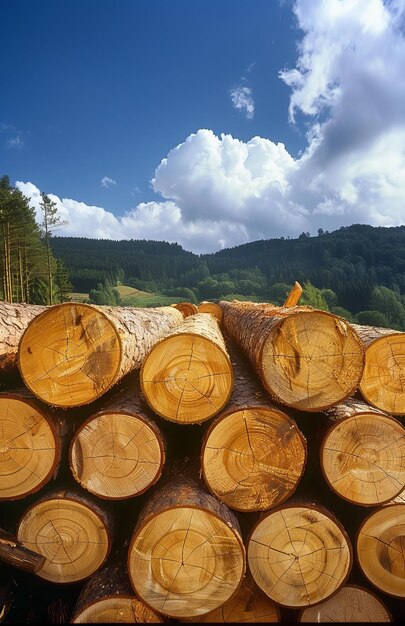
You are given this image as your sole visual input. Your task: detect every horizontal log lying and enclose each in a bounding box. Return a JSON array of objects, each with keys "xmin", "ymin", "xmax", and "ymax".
[
  {"xmin": 247, "ymin": 501, "xmax": 352, "ymax": 608},
  {"xmin": 321, "ymin": 397, "xmax": 405, "ymax": 506},
  {"xmin": 18, "ymin": 302, "xmax": 184, "ymax": 408},
  {"xmin": 0, "ymin": 389, "xmax": 66, "ymax": 500},
  {"xmin": 127, "ymin": 464, "xmax": 245, "ymax": 619},
  {"xmin": 0, "ymin": 301, "xmax": 46, "ymax": 376},
  {"xmin": 16, "ymin": 488, "xmax": 113, "ymax": 584},
  {"xmin": 220, "ymin": 300, "xmax": 365, "ymax": 412},
  {"xmin": 201, "ymin": 341, "xmax": 307, "ymax": 512},
  {"xmin": 140, "ymin": 313, "xmax": 233, "ymax": 424},
  {"xmin": 69, "ymin": 375, "xmax": 165, "ymax": 500},
  {"xmin": 352, "ymin": 323, "xmax": 405, "ymax": 415},
  {"xmin": 298, "ymin": 584, "xmax": 392, "ymax": 622},
  {"xmin": 0, "ymin": 528, "xmax": 46, "ymax": 574},
  {"xmin": 356, "ymin": 503, "xmax": 405, "ymax": 599}
]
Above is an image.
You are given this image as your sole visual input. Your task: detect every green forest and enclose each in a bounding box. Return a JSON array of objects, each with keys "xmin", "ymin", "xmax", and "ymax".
[{"xmin": 2, "ymin": 174, "xmax": 405, "ymax": 330}]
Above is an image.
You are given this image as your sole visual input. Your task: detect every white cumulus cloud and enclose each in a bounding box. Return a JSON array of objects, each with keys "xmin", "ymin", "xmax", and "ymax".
[
  {"xmin": 229, "ymin": 85, "xmax": 255, "ymax": 119},
  {"xmin": 15, "ymin": 0, "xmax": 405, "ymax": 254}
]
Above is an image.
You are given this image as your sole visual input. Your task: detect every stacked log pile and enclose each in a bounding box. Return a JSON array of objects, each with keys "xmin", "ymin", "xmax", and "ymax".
[{"xmin": 0, "ymin": 297, "xmax": 404, "ymax": 624}]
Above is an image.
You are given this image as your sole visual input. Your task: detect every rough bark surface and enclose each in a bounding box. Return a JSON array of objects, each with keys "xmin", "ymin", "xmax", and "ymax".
[
  {"xmin": 0, "ymin": 301, "xmax": 46, "ymax": 374},
  {"xmin": 0, "ymin": 529, "xmax": 46, "ymax": 573},
  {"xmin": 220, "ymin": 300, "xmax": 364, "ymax": 412},
  {"xmin": 18, "ymin": 302, "xmax": 184, "ymax": 407}
]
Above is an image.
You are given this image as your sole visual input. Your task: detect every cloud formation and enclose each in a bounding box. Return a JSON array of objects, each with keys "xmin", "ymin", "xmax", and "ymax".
[
  {"xmin": 16, "ymin": 0, "xmax": 405, "ymax": 254},
  {"xmin": 229, "ymin": 85, "xmax": 255, "ymax": 119},
  {"xmin": 101, "ymin": 176, "xmax": 116, "ymax": 188}
]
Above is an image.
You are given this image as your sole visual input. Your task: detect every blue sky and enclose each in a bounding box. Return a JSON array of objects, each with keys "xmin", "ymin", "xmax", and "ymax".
[{"xmin": 2, "ymin": 0, "xmax": 405, "ymax": 253}]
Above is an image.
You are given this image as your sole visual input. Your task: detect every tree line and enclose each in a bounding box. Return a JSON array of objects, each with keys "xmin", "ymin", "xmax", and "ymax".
[{"xmin": 0, "ymin": 176, "xmax": 72, "ymax": 304}]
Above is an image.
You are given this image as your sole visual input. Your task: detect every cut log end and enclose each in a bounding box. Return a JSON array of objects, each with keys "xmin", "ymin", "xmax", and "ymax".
[
  {"xmin": 360, "ymin": 333, "xmax": 405, "ymax": 415},
  {"xmin": 202, "ymin": 407, "xmax": 307, "ymax": 512},
  {"xmin": 173, "ymin": 302, "xmax": 199, "ymax": 317},
  {"xmin": 248, "ymin": 505, "xmax": 352, "ymax": 608},
  {"xmin": 141, "ymin": 319, "xmax": 233, "ymax": 424},
  {"xmin": 299, "ymin": 585, "xmax": 392, "ymax": 622},
  {"xmin": 17, "ymin": 496, "xmax": 111, "ymax": 583},
  {"xmin": 18, "ymin": 303, "xmax": 122, "ymax": 407},
  {"xmin": 69, "ymin": 412, "xmax": 164, "ymax": 499},
  {"xmin": 356, "ymin": 503, "xmax": 405, "ymax": 599},
  {"xmin": 0, "ymin": 395, "xmax": 59, "ymax": 500},
  {"xmin": 262, "ymin": 311, "xmax": 364, "ymax": 411},
  {"xmin": 71, "ymin": 597, "xmax": 164, "ymax": 623},
  {"xmin": 128, "ymin": 506, "xmax": 245, "ymax": 618},
  {"xmin": 321, "ymin": 412, "xmax": 405, "ymax": 505},
  {"xmin": 198, "ymin": 302, "xmax": 223, "ymax": 323}
]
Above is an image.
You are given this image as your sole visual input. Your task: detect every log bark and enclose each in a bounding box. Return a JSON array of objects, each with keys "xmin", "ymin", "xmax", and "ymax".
[
  {"xmin": 320, "ymin": 397, "xmax": 405, "ymax": 506},
  {"xmin": 140, "ymin": 313, "xmax": 233, "ymax": 424},
  {"xmin": 351, "ymin": 323, "xmax": 405, "ymax": 415},
  {"xmin": 70, "ymin": 557, "xmax": 163, "ymax": 623},
  {"xmin": 16, "ymin": 488, "xmax": 114, "ymax": 584},
  {"xmin": 0, "ymin": 528, "xmax": 45, "ymax": 573},
  {"xmin": 356, "ymin": 503, "xmax": 405, "ymax": 599},
  {"xmin": 184, "ymin": 574, "xmax": 281, "ymax": 623},
  {"xmin": 69, "ymin": 373, "xmax": 165, "ymax": 500},
  {"xmin": 0, "ymin": 388, "xmax": 67, "ymax": 500},
  {"xmin": 220, "ymin": 300, "xmax": 365, "ymax": 412},
  {"xmin": 201, "ymin": 342, "xmax": 307, "ymax": 512},
  {"xmin": 198, "ymin": 301, "xmax": 223, "ymax": 323},
  {"xmin": 0, "ymin": 301, "xmax": 46, "ymax": 375},
  {"xmin": 298, "ymin": 584, "xmax": 392, "ymax": 622},
  {"xmin": 247, "ymin": 501, "xmax": 352, "ymax": 608},
  {"xmin": 17, "ymin": 302, "xmax": 184, "ymax": 408},
  {"xmin": 127, "ymin": 463, "xmax": 245, "ymax": 619}
]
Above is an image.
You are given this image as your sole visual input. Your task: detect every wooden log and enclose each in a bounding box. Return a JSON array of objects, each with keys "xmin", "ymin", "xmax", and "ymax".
[
  {"xmin": 0, "ymin": 528, "xmax": 45, "ymax": 573},
  {"xmin": 352, "ymin": 323, "xmax": 405, "ymax": 415},
  {"xmin": 17, "ymin": 302, "xmax": 184, "ymax": 408},
  {"xmin": 173, "ymin": 301, "xmax": 199, "ymax": 317},
  {"xmin": 183, "ymin": 574, "xmax": 281, "ymax": 622},
  {"xmin": 69, "ymin": 374, "xmax": 165, "ymax": 500},
  {"xmin": 16, "ymin": 488, "xmax": 113, "ymax": 584},
  {"xmin": 247, "ymin": 501, "xmax": 352, "ymax": 608},
  {"xmin": 283, "ymin": 281, "xmax": 303, "ymax": 308},
  {"xmin": 127, "ymin": 463, "xmax": 246, "ymax": 619},
  {"xmin": 320, "ymin": 397, "xmax": 405, "ymax": 506},
  {"xmin": 0, "ymin": 388, "xmax": 67, "ymax": 501},
  {"xmin": 70, "ymin": 557, "xmax": 163, "ymax": 623},
  {"xmin": 198, "ymin": 301, "xmax": 223, "ymax": 323},
  {"xmin": 0, "ymin": 301, "xmax": 46, "ymax": 376},
  {"xmin": 140, "ymin": 313, "xmax": 233, "ymax": 424},
  {"xmin": 220, "ymin": 300, "xmax": 365, "ymax": 412},
  {"xmin": 298, "ymin": 584, "xmax": 392, "ymax": 622},
  {"xmin": 201, "ymin": 343, "xmax": 307, "ymax": 512},
  {"xmin": 356, "ymin": 503, "xmax": 405, "ymax": 599}
]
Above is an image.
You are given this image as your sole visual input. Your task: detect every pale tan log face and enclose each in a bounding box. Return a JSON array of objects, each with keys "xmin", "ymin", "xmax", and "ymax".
[
  {"xmin": 141, "ymin": 334, "xmax": 233, "ymax": 424},
  {"xmin": 360, "ymin": 334, "xmax": 405, "ymax": 415},
  {"xmin": 128, "ymin": 507, "xmax": 245, "ymax": 618},
  {"xmin": 18, "ymin": 304, "xmax": 121, "ymax": 407},
  {"xmin": 357, "ymin": 504, "xmax": 405, "ymax": 598},
  {"xmin": 262, "ymin": 312, "xmax": 364, "ymax": 411},
  {"xmin": 203, "ymin": 408, "xmax": 306, "ymax": 512},
  {"xmin": 321, "ymin": 413, "xmax": 405, "ymax": 505},
  {"xmin": 248, "ymin": 506, "xmax": 351, "ymax": 608},
  {"xmin": 70, "ymin": 412, "xmax": 163, "ymax": 499},
  {"xmin": 0, "ymin": 396, "xmax": 57, "ymax": 499},
  {"xmin": 72, "ymin": 597, "xmax": 163, "ymax": 623},
  {"xmin": 17, "ymin": 498, "xmax": 110, "ymax": 583},
  {"xmin": 198, "ymin": 303, "xmax": 223, "ymax": 323},
  {"xmin": 299, "ymin": 585, "xmax": 392, "ymax": 622}
]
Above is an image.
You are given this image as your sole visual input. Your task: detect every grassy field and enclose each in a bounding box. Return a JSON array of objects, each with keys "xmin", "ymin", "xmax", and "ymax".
[{"xmin": 68, "ymin": 285, "xmax": 180, "ymax": 307}]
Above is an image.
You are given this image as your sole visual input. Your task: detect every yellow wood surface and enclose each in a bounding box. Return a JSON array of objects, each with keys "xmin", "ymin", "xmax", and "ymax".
[
  {"xmin": 71, "ymin": 597, "xmax": 163, "ymax": 623},
  {"xmin": 128, "ymin": 506, "xmax": 245, "ymax": 618},
  {"xmin": 17, "ymin": 497, "xmax": 110, "ymax": 583},
  {"xmin": 299, "ymin": 585, "xmax": 392, "ymax": 622},
  {"xmin": 248, "ymin": 505, "xmax": 351, "ymax": 608}
]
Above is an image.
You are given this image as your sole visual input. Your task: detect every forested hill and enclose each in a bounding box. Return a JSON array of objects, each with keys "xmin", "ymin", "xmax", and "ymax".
[{"xmin": 51, "ymin": 223, "xmax": 405, "ymax": 319}]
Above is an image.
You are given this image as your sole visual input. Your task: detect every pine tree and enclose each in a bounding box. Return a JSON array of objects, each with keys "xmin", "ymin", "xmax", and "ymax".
[{"xmin": 39, "ymin": 193, "xmax": 67, "ymax": 305}]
